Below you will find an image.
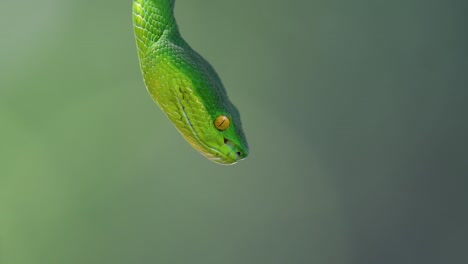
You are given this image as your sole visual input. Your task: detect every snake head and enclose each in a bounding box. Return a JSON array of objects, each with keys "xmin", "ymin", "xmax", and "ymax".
[
  {"xmin": 141, "ymin": 38, "xmax": 249, "ymax": 165},
  {"xmin": 145, "ymin": 60, "xmax": 249, "ymax": 164},
  {"xmin": 175, "ymin": 107, "xmax": 249, "ymax": 165}
]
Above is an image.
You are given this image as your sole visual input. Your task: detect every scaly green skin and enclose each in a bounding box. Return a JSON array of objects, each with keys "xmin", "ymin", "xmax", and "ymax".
[{"xmin": 132, "ymin": 0, "xmax": 248, "ymax": 164}]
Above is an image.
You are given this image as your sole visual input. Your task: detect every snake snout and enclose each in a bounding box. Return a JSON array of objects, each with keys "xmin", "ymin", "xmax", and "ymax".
[{"xmin": 223, "ymin": 138, "xmax": 247, "ymax": 161}]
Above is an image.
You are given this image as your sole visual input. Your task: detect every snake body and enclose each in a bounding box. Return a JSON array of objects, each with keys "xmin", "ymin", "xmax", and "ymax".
[{"xmin": 132, "ymin": 0, "xmax": 248, "ymax": 164}]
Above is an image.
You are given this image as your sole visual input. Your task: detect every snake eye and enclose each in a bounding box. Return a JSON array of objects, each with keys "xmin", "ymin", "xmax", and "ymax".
[{"xmin": 214, "ymin": 115, "xmax": 230, "ymax": 131}]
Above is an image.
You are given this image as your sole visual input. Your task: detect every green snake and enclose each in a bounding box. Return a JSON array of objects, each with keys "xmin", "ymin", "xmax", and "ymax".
[{"xmin": 132, "ymin": 0, "xmax": 248, "ymax": 164}]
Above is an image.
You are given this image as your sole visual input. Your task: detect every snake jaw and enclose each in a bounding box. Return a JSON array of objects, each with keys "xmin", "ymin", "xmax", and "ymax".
[
  {"xmin": 199, "ymin": 139, "xmax": 246, "ymax": 165},
  {"xmin": 175, "ymin": 124, "xmax": 243, "ymax": 165}
]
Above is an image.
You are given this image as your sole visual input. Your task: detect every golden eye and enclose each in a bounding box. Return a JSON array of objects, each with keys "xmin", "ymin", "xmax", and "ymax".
[{"xmin": 214, "ymin": 115, "xmax": 230, "ymax": 131}]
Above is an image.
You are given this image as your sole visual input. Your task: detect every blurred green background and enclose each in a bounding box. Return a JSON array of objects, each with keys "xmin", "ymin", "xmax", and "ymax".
[{"xmin": 1, "ymin": 0, "xmax": 467, "ymax": 263}]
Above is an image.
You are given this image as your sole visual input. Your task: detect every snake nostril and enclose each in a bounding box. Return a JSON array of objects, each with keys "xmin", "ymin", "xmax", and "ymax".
[
  {"xmin": 236, "ymin": 151, "xmax": 241, "ymax": 157},
  {"xmin": 224, "ymin": 138, "xmax": 229, "ymax": 144}
]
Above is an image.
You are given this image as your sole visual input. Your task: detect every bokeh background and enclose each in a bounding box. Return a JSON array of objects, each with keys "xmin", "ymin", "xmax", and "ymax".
[{"xmin": 1, "ymin": 0, "xmax": 467, "ymax": 263}]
